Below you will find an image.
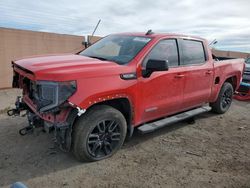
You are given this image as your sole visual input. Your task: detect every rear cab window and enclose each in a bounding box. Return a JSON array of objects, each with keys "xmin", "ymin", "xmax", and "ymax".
[{"xmin": 180, "ymin": 39, "xmax": 207, "ymax": 66}]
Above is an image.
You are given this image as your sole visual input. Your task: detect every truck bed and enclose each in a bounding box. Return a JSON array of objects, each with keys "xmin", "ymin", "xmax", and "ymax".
[{"xmin": 210, "ymin": 59, "xmax": 245, "ymax": 101}]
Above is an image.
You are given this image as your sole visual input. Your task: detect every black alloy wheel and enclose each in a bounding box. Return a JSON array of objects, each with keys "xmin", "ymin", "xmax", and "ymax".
[
  {"xmin": 210, "ymin": 82, "xmax": 234, "ymax": 114},
  {"xmin": 73, "ymin": 105, "xmax": 127, "ymax": 162},
  {"xmin": 87, "ymin": 120, "xmax": 121, "ymax": 158},
  {"xmin": 221, "ymin": 87, "xmax": 233, "ymax": 109}
]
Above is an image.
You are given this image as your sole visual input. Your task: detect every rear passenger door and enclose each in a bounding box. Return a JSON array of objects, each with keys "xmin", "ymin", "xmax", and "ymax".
[{"xmin": 179, "ymin": 39, "xmax": 213, "ymax": 109}]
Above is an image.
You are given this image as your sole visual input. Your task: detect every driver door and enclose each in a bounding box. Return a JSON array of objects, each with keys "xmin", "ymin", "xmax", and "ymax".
[{"xmin": 138, "ymin": 39, "xmax": 185, "ymax": 124}]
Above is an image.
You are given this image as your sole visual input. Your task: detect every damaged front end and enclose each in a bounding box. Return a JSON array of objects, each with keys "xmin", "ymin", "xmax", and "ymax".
[{"xmin": 8, "ymin": 65, "xmax": 81, "ymax": 152}]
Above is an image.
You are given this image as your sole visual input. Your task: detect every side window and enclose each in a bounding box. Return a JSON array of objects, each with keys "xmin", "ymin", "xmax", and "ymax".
[
  {"xmin": 143, "ymin": 39, "xmax": 179, "ymax": 68},
  {"xmin": 181, "ymin": 40, "xmax": 206, "ymax": 65}
]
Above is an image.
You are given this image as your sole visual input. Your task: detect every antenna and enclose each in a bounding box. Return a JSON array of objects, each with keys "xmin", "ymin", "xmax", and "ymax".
[
  {"xmin": 146, "ymin": 29, "xmax": 154, "ymax": 35},
  {"xmin": 209, "ymin": 39, "xmax": 218, "ymax": 46},
  {"xmin": 88, "ymin": 19, "xmax": 101, "ymax": 46}
]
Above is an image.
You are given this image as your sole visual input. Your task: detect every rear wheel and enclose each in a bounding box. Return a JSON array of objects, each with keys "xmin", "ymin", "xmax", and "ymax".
[
  {"xmin": 73, "ymin": 105, "xmax": 127, "ymax": 162},
  {"xmin": 210, "ymin": 82, "xmax": 234, "ymax": 114}
]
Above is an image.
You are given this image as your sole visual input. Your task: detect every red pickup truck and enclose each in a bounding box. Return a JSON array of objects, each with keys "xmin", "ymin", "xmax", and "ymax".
[{"xmin": 10, "ymin": 32, "xmax": 244, "ymax": 162}]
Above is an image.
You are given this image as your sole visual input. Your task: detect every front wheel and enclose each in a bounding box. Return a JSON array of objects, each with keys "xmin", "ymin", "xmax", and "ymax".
[
  {"xmin": 210, "ymin": 82, "xmax": 234, "ymax": 114},
  {"xmin": 73, "ymin": 105, "xmax": 127, "ymax": 162}
]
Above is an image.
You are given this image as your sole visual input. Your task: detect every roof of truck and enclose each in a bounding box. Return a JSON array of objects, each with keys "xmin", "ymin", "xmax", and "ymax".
[{"xmin": 113, "ymin": 32, "xmax": 206, "ymax": 41}]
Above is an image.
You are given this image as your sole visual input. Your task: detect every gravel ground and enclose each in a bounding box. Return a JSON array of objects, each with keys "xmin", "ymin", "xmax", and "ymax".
[
  {"xmin": 0, "ymin": 89, "xmax": 21, "ymax": 114},
  {"xmin": 0, "ymin": 100, "xmax": 249, "ymax": 188}
]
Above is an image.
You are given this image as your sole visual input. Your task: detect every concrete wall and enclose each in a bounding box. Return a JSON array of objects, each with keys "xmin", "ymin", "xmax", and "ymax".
[
  {"xmin": 1, "ymin": 27, "xmax": 249, "ymax": 89},
  {"xmin": 87, "ymin": 35, "xmax": 102, "ymax": 44},
  {"xmin": 0, "ymin": 27, "xmax": 85, "ymax": 89},
  {"xmin": 212, "ymin": 49, "xmax": 250, "ymax": 59}
]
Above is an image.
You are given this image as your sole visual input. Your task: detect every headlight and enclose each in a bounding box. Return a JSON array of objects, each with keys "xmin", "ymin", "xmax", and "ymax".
[{"xmin": 35, "ymin": 81, "xmax": 76, "ymax": 112}]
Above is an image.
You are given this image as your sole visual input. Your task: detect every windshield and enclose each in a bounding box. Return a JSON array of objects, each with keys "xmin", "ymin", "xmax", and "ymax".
[{"xmin": 80, "ymin": 35, "xmax": 151, "ymax": 65}]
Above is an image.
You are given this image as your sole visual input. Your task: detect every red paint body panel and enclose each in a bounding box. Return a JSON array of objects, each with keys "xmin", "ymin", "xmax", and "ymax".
[
  {"xmin": 210, "ymin": 59, "xmax": 245, "ymax": 102},
  {"xmin": 12, "ymin": 33, "xmax": 245, "ymax": 127}
]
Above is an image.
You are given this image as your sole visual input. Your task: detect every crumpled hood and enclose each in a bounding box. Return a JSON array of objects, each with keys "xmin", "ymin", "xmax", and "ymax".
[{"xmin": 14, "ymin": 54, "xmax": 128, "ymax": 81}]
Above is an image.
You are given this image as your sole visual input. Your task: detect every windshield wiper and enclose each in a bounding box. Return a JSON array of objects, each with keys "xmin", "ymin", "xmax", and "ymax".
[
  {"xmin": 88, "ymin": 56, "xmax": 108, "ymax": 61},
  {"xmin": 87, "ymin": 56, "xmax": 122, "ymax": 64},
  {"xmin": 88, "ymin": 56, "xmax": 121, "ymax": 64}
]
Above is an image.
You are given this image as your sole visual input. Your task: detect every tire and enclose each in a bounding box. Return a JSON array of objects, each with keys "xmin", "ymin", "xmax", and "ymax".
[
  {"xmin": 72, "ymin": 105, "xmax": 127, "ymax": 162},
  {"xmin": 210, "ymin": 82, "xmax": 234, "ymax": 114}
]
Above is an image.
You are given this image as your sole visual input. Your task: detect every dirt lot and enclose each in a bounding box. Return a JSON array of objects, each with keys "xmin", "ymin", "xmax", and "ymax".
[{"xmin": 0, "ymin": 99, "xmax": 249, "ymax": 188}]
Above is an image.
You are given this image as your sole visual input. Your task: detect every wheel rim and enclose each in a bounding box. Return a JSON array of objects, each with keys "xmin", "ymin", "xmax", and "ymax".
[
  {"xmin": 221, "ymin": 88, "xmax": 233, "ymax": 109},
  {"xmin": 87, "ymin": 120, "xmax": 121, "ymax": 158}
]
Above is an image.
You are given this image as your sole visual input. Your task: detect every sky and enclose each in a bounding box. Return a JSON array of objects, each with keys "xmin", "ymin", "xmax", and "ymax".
[{"xmin": 0, "ymin": 0, "xmax": 249, "ymax": 52}]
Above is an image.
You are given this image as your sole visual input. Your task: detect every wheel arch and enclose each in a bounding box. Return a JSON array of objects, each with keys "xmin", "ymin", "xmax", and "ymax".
[
  {"xmin": 224, "ymin": 75, "xmax": 237, "ymax": 91},
  {"xmin": 84, "ymin": 97, "xmax": 134, "ymax": 137},
  {"xmin": 210, "ymin": 75, "xmax": 238, "ymax": 103}
]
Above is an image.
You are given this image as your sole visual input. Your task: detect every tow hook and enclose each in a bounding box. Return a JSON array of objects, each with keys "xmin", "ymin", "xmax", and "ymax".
[
  {"xmin": 19, "ymin": 125, "xmax": 34, "ymax": 136},
  {"xmin": 7, "ymin": 96, "xmax": 27, "ymax": 117},
  {"xmin": 7, "ymin": 109, "xmax": 20, "ymax": 116},
  {"xmin": 18, "ymin": 112, "xmax": 43, "ymax": 136}
]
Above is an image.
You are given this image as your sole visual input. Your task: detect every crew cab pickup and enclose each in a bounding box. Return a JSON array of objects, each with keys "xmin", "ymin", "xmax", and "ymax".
[{"xmin": 10, "ymin": 32, "xmax": 245, "ymax": 161}]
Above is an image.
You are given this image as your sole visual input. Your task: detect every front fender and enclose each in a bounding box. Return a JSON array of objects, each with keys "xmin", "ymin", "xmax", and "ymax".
[{"xmin": 68, "ymin": 75, "xmax": 137, "ymax": 112}]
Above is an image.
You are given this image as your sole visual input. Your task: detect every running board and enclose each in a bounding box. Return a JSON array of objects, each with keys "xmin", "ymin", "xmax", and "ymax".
[{"xmin": 138, "ymin": 106, "xmax": 211, "ymax": 134}]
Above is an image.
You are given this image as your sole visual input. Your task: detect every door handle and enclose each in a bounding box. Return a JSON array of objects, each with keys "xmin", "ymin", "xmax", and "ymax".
[
  {"xmin": 206, "ymin": 70, "xmax": 213, "ymax": 75},
  {"xmin": 175, "ymin": 74, "xmax": 185, "ymax": 78}
]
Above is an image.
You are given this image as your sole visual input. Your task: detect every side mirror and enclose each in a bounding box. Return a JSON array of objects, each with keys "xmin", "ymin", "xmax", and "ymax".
[
  {"xmin": 146, "ymin": 59, "xmax": 169, "ymax": 71},
  {"xmin": 143, "ymin": 59, "xmax": 169, "ymax": 77}
]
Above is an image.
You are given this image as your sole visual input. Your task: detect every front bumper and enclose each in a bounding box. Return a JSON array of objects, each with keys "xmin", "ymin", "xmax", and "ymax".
[
  {"xmin": 243, "ymin": 69, "xmax": 250, "ymax": 82},
  {"xmin": 234, "ymin": 81, "xmax": 250, "ymax": 101},
  {"xmin": 23, "ymin": 95, "xmax": 75, "ymax": 126},
  {"xmin": 11, "ymin": 64, "xmax": 80, "ymax": 151}
]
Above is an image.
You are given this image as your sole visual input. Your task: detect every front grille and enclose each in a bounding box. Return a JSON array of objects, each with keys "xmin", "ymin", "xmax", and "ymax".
[
  {"xmin": 13, "ymin": 64, "xmax": 63, "ymax": 112},
  {"xmin": 242, "ymin": 67, "xmax": 250, "ymax": 82},
  {"xmin": 244, "ymin": 71, "xmax": 250, "ymax": 75},
  {"xmin": 242, "ymin": 79, "xmax": 249, "ymax": 83},
  {"xmin": 238, "ymin": 85, "xmax": 250, "ymax": 93}
]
